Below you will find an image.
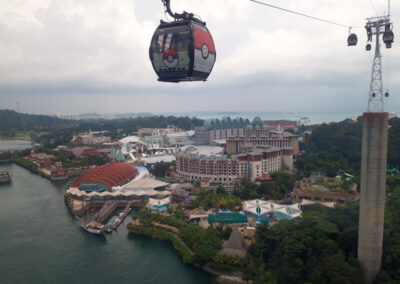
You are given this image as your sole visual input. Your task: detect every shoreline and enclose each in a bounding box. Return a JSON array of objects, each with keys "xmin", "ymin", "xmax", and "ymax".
[
  {"xmin": 127, "ymin": 222, "xmax": 251, "ymax": 284},
  {"xmin": 14, "ymin": 158, "xmax": 51, "ymax": 179}
]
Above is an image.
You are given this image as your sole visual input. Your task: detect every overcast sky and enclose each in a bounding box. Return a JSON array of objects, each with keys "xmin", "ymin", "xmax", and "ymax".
[{"xmin": 0, "ymin": 0, "xmax": 399, "ymax": 116}]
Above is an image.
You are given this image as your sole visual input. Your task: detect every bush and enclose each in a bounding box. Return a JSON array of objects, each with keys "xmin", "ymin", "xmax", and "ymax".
[
  {"xmin": 127, "ymin": 224, "xmax": 193, "ymax": 264},
  {"xmin": 14, "ymin": 157, "xmax": 50, "ymax": 179},
  {"xmin": 131, "ymin": 209, "xmax": 222, "ymax": 266},
  {"xmin": 64, "ymin": 192, "xmax": 74, "ymax": 208}
]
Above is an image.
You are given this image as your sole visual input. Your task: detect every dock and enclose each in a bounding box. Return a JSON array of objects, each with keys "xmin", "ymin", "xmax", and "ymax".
[
  {"xmin": 95, "ymin": 201, "xmax": 119, "ymax": 223},
  {"xmin": 83, "ymin": 200, "xmax": 134, "ymax": 232},
  {"xmin": 110, "ymin": 202, "xmax": 133, "ymax": 230}
]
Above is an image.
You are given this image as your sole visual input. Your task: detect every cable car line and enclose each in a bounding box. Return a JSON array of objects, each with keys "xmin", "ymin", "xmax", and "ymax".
[
  {"xmin": 249, "ymin": 0, "xmax": 360, "ymax": 29},
  {"xmin": 368, "ymin": 0, "xmax": 379, "ymax": 17}
]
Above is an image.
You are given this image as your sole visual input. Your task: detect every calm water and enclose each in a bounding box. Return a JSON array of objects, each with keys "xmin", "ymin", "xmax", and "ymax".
[
  {"xmin": 0, "ymin": 140, "xmax": 33, "ymax": 151},
  {"xmin": 0, "ymin": 163, "xmax": 212, "ymax": 284}
]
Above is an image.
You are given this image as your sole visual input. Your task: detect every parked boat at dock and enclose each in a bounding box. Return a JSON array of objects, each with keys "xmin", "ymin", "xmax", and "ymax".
[
  {"xmin": 50, "ymin": 168, "xmax": 69, "ymax": 181},
  {"xmin": 80, "ymin": 221, "xmax": 104, "ymax": 235}
]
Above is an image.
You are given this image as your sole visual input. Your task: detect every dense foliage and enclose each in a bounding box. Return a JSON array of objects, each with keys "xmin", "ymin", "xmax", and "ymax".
[
  {"xmin": 0, "ymin": 149, "xmax": 30, "ymax": 161},
  {"xmin": 297, "ymin": 117, "xmax": 400, "ymax": 179},
  {"xmin": 150, "ymin": 161, "xmax": 175, "ymax": 177},
  {"xmin": 0, "ymin": 110, "xmax": 204, "ymax": 146},
  {"xmin": 14, "ymin": 157, "xmax": 50, "ymax": 179},
  {"xmin": 246, "ymin": 203, "xmax": 363, "ymax": 283},
  {"xmin": 131, "ymin": 177, "xmax": 400, "ymax": 282},
  {"xmin": 234, "ymin": 171, "xmax": 297, "ymax": 200},
  {"xmin": 132, "ymin": 209, "xmax": 222, "ymax": 266},
  {"xmin": 74, "ymin": 115, "xmax": 204, "ymax": 135},
  {"xmin": 241, "ymin": 175, "xmax": 400, "ymax": 283},
  {"xmin": 127, "ymin": 225, "xmax": 194, "ymax": 264},
  {"xmin": 0, "ymin": 110, "xmax": 76, "ymax": 133},
  {"xmin": 191, "ymin": 187, "xmax": 242, "ymax": 210},
  {"xmin": 379, "ymin": 175, "xmax": 400, "ymax": 282},
  {"xmin": 0, "ymin": 110, "xmax": 204, "ymax": 133},
  {"xmin": 388, "ymin": 117, "xmax": 400, "ymax": 168},
  {"xmin": 297, "ymin": 119, "xmax": 362, "ymax": 178}
]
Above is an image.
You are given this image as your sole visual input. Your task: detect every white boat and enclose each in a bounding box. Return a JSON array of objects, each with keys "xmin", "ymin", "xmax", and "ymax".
[{"xmin": 80, "ymin": 223, "xmax": 104, "ymax": 235}]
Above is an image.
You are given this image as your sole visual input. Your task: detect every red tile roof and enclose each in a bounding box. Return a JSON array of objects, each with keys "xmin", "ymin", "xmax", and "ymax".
[
  {"xmin": 72, "ymin": 162, "xmax": 136, "ymax": 191},
  {"xmin": 256, "ymin": 174, "xmax": 273, "ymax": 182}
]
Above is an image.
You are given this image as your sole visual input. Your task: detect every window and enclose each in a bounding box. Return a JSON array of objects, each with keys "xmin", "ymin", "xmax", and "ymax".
[{"xmin": 152, "ymin": 26, "xmax": 190, "ymax": 54}]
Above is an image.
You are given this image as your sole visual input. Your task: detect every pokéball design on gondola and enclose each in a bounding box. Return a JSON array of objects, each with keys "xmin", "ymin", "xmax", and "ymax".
[
  {"xmin": 163, "ymin": 49, "xmax": 179, "ymax": 68},
  {"xmin": 201, "ymin": 44, "xmax": 209, "ymax": 59}
]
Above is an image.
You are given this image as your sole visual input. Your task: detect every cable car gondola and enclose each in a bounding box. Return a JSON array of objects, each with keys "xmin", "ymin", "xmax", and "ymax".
[
  {"xmin": 347, "ymin": 32, "xmax": 358, "ymax": 46},
  {"xmin": 383, "ymin": 23, "xmax": 394, "ymax": 49},
  {"xmin": 149, "ymin": 0, "xmax": 216, "ymax": 83}
]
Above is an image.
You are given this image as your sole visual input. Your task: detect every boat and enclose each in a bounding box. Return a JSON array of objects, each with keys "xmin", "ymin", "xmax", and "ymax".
[
  {"xmin": 50, "ymin": 168, "xmax": 69, "ymax": 181},
  {"xmin": 79, "ymin": 215, "xmax": 105, "ymax": 235},
  {"xmin": 0, "ymin": 172, "xmax": 11, "ymax": 184},
  {"xmin": 80, "ymin": 221, "xmax": 104, "ymax": 235}
]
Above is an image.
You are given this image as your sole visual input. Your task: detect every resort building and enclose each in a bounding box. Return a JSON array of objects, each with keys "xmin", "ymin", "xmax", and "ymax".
[
  {"xmin": 208, "ymin": 212, "xmax": 248, "ymax": 227},
  {"xmin": 71, "ymin": 131, "xmax": 111, "ymax": 146},
  {"xmin": 194, "ymin": 116, "xmax": 269, "ymax": 145},
  {"xmin": 243, "ymin": 199, "xmax": 302, "ymax": 224},
  {"xmin": 146, "ymin": 197, "xmax": 171, "ymax": 212},
  {"xmin": 138, "ymin": 127, "xmax": 177, "ymax": 137},
  {"xmin": 163, "ymin": 131, "xmax": 195, "ymax": 146},
  {"xmin": 72, "ymin": 162, "xmax": 136, "ymax": 192},
  {"xmin": 226, "ymin": 135, "xmax": 299, "ymax": 156},
  {"xmin": 175, "ymin": 146, "xmax": 293, "ymax": 183},
  {"xmin": 26, "ymin": 153, "xmax": 55, "ymax": 168},
  {"xmin": 67, "ymin": 164, "xmax": 171, "ymax": 200}
]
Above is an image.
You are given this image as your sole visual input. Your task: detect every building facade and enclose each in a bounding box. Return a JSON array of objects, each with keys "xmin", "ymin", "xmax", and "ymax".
[
  {"xmin": 194, "ymin": 117, "xmax": 300, "ymax": 150},
  {"xmin": 26, "ymin": 153, "xmax": 55, "ymax": 168},
  {"xmin": 226, "ymin": 135, "xmax": 299, "ymax": 156},
  {"xmin": 175, "ymin": 146, "xmax": 293, "ymax": 183},
  {"xmin": 194, "ymin": 116, "xmax": 270, "ymax": 145}
]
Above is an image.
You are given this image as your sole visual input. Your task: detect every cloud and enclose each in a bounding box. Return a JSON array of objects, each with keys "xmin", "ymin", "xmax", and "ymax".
[{"xmin": 0, "ymin": 0, "xmax": 399, "ymax": 115}]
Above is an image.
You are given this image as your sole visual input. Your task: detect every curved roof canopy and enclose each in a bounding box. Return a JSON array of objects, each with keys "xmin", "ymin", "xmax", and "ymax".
[{"xmin": 73, "ymin": 162, "xmax": 136, "ymax": 192}]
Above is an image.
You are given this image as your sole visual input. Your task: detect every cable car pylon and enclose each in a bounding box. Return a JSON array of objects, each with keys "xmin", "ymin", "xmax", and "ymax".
[
  {"xmin": 358, "ymin": 11, "xmax": 394, "ymax": 284},
  {"xmin": 364, "ymin": 16, "xmax": 393, "ymax": 112}
]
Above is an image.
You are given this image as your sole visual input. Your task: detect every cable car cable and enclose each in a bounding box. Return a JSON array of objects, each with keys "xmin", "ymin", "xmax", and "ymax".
[
  {"xmin": 368, "ymin": 0, "xmax": 379, "ymax": 17},
  {"xmin": 386, "ymin": 48, "xmax": 390, "ymax": 96},
  {"xmin": 249, "ymin": 0, "xmax": 361, "ymax": 29}
]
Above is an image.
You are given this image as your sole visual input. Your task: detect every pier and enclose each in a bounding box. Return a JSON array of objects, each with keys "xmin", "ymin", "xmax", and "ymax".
[
  {"xmin": 95, "ymin": 201, "xmax": 119, "ymax": 223},
  {"xmin": 81, "ymin": 200, "xmax": 136, "ymax": 232},
  {"xmin": 110, "ymin": 202, "xmax": 133, "ymax": 230}
]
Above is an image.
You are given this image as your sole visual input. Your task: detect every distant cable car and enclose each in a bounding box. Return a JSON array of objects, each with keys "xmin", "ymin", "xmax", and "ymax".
[
  {"xmin": 366, "ymin": 43, "xmax": 371, "ymax": 51},
  {"xmin": 385, "ymin": 92, "xmax": 389, "ymax": 98},
  {"xmin": 347, "ymin": 33, "xmax": 358, "ymax": 46},
  {"xmin": 383, "ymin": 24, "xmax": 394, "ymax": 49},
  {"xmin": 149, "ymin": 0, "xmax": 216, "ymax": 82}
]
